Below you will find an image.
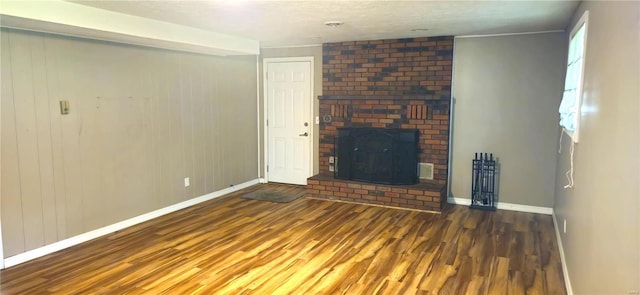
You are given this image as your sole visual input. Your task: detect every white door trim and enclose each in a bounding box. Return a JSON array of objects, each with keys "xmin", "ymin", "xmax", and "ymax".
[
  {"xmin": 262, "ymin": 57, "xmax": 314, "ymax": 184},
  {"xmin": 256, "ymin": 56, "xmax": 265, "ymax": 183},
  {"xmin": 0, "ymin": 35, "xmax": 4, "ymax": 268},
  {"xmin": 0, "ymin": 57, "xmax": 3, "ymax": 269}
]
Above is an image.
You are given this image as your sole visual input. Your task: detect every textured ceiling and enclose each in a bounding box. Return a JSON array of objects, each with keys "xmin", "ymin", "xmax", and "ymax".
[{"xmin": 70, "ymin": 0, "xmax": 580, "ymax": 47}]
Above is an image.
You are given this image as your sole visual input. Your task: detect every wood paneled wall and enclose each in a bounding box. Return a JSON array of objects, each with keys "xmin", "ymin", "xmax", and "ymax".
[{"xmin": 0, "ymin": 29, "xmax": 258, "ymax": 257}]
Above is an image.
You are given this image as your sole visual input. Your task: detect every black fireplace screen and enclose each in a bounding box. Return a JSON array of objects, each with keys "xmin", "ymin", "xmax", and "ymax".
[{"xmin": 335, "ymin": 128, "xmax": 418, "ymax": 185}]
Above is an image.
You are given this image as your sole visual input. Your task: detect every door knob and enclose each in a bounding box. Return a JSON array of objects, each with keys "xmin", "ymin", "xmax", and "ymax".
[{"xmin": 299, "ymin": 132, "xmax": 308, "ymax": 137}]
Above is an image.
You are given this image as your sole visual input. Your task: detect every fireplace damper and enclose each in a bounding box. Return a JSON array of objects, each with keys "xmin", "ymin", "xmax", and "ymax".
[{"xmin": 336, "ymin": 128, "xmax": 418, "ymax": 185}]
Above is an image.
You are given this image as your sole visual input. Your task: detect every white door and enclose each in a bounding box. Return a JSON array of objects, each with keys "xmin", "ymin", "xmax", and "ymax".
[{"xmin": 265, "ymin": 60, "xmax": 312, "ymax": 185}]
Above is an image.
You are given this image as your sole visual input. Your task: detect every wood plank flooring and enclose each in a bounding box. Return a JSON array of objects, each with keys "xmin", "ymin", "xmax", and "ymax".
[{"xmin": 0, "ymin": 183, "xmax": 566, "ymax": 294}]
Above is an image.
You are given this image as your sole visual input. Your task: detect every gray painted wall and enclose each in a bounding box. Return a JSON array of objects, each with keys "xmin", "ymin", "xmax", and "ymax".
[
  {"xmin": 450, "ymin": 32, "xmax": 566, "ymax": 208},
  {"xmin": 1, "ymin": 29, "xmax": 258, "ymax": 257},
  {"xmin": 554, "ymin": 2, "xmax": 640, "ymax": 294}
]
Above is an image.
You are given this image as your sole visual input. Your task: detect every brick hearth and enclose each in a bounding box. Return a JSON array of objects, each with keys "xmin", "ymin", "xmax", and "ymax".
[
  {"xmin": 307, "ymin": 174, "xmax": 446, "ymax": 212},
  {"xmin": 307, "ymin": 36, "xmax": 453, "ymax": 212}
]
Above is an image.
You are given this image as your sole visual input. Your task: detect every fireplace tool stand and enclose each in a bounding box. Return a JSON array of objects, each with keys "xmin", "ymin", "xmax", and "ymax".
[{"xmin": 470, "ymin": 153, "xmax": 496, "ymax": 211}]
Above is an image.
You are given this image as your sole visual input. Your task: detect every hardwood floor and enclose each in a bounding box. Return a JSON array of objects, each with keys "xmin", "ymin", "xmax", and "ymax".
[{"xmin": 0, "ymin": 183, "xmax": 566, "ymax": 294}]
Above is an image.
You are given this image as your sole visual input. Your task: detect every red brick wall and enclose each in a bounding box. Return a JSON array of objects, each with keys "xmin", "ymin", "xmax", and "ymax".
[
  {"xmin": 319, "ymin": 36, "xmax": 453, "ymax": 186},
  {"xmin": 323, "ymin": 36, "xmax": 453, "ymax": 97}
]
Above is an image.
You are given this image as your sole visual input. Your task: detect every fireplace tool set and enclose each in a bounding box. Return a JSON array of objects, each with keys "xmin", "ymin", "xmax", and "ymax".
[{"xmin": 470, "ymin": 152, "xmax": 496, "ymax": 211}]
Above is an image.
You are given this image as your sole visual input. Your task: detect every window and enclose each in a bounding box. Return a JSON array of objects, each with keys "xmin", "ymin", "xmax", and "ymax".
[{"xmin": 559, "ymin": 11, "xmax": 589, "ymax": 143}]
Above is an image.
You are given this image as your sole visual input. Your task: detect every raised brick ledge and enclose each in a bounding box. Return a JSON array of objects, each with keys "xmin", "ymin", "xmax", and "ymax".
[
  {"xmin": 307, "ymin": 173, "xmax": 446, "ymax": 212},
  {"xmin": 318, "ymin": 95, "xmax": 450, "ymax": 101}
]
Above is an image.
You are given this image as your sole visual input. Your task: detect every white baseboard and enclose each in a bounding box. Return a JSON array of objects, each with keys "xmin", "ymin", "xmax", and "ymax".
[
  {"xmin": 3, "ymin": 179, "xmax": 259, "ymax": 268},
  {"xmin": 447, "ymin": 197, "xmax": 553, "ymax": 215},
  {"xmin": 552, "ymin": 212, "xmax": 573, "ymax": 295},
  {"xmin": 259, "ymin": 178, "xmax": 267, "ymax": 184}
]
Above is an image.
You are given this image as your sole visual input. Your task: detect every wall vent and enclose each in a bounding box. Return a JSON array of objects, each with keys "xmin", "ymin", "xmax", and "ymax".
[
  {"xmin": 331, "ymin": 104, "xmax": 349, "ymax": 118},
  {"xmin": 407, "ymin": 104, "xmax": 429, "ymax": 119},
  {"xmin": 418, "ymin": 163, "xmax": 434, "ymax": 180}
]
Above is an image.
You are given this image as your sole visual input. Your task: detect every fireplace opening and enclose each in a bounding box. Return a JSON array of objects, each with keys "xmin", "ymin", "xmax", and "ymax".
[{"xmin": 335, "ymin": 128, "xmax": 418, "ymax": 185}]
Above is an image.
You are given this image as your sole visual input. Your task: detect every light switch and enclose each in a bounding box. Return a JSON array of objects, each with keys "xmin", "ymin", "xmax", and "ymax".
[{"xmin": 60, "ymin": 100, "xmax": 70, "ymax": 115}]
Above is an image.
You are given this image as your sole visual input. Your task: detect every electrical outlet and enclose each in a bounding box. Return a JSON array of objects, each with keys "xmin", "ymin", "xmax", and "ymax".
[
  {"xmin": 563, "ymin": 219, "xmax": 567, "ymax": 233},
  {"xmin": 184, "ymin": 177, "xmax": 190, "ymax": 187},
  {"xmin": 328, "ymin": 156, "xmax": 336, "ymax": 172},
  {"xmin": 59, "ymin": 100, "xmax": 70, "ymax": 115}
]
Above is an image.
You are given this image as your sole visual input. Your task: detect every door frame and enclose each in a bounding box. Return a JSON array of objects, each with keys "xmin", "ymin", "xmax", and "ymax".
[
  {"xmin": 262, "ymin": 57, "xmax": 314, "ymax": 184},
  {"xmin": 0, "ymin": 51, "xmax": 3, "ymax": 268}
]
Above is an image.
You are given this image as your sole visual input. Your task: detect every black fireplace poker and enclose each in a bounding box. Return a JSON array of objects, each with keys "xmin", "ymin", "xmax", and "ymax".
[{"xmin": 470, "ymin": 152, "xmax": 497, "ymax": 211}]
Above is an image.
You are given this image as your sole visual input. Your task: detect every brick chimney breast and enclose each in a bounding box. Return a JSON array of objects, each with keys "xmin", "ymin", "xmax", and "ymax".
[{"xmin": 313, "ymin": 36, "xmax": 453, "ymax": 211}]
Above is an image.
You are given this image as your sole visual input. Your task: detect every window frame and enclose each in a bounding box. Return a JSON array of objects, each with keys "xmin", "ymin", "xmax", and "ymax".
[{"xmin": 560, "ymin": 10, "xmax": 589, "ymax": 143}]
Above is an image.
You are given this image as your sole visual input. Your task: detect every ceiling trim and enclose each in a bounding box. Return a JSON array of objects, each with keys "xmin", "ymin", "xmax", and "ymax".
[
  {"xmin": 261, "ymin": 44, "xmax": 323, "ymax": 50},
  {"xmin": 455, "ymin": 30, "xmax": 565, "ymax": 39},
  {"xmin": 0, "ymin": 0, "xmax": 259, "ymax": 56}
]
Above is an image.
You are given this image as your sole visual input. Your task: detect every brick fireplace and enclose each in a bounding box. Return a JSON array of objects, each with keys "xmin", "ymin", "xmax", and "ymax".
[{"xmin": 306, "ymin": 36, "xmax": 453, "ymax": 212}]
